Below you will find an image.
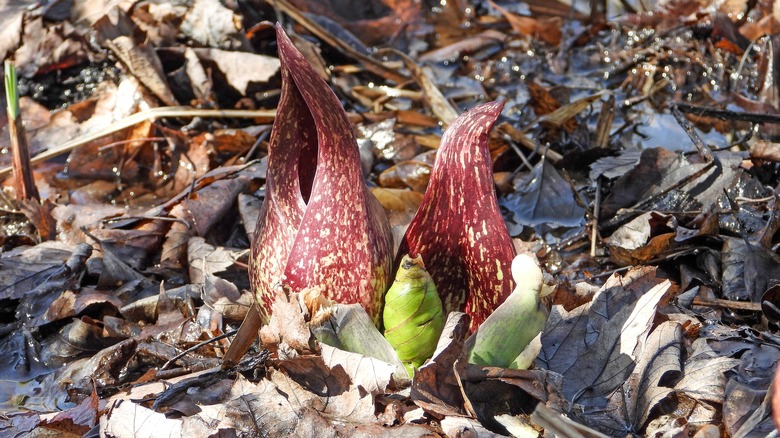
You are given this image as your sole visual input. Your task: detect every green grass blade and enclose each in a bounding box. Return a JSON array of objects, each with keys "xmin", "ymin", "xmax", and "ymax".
[{"xmin": 4, "ymin": 60, "xmax": 19, "ymax": 119}]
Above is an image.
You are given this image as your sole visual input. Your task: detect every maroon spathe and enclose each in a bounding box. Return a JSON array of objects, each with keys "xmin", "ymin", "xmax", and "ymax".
[
  {"xmin": 250, "ymin": 24, "xmax": 393, "ymax": 323},
  {"xmin": 398, "ymin": 101, "xmax": 516, "ymax": 331}
]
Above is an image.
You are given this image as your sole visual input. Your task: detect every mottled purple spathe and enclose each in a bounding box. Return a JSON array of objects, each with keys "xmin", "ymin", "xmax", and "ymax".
[
  {"xmin": 250, "ymin": 24, "xmax": 393, "ymax": 323},
  {"xmin": 398, "ymin": 101, "xmax": 516, "ymax": 331}
]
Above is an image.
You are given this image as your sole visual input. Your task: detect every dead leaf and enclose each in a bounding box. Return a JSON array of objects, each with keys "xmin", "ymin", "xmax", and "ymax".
[
  {"xmin": 750, "ymin": 140, "xmax": 780, "ymax": 163},
  {"xmin": 537, "ymin": 267, "xmax": 673, "ymax": 433},
  {"xmin": 501, "ymin": 158, "xmax": 586, "ymax": 231},
  {"xmin": 601, "ymin": 149, "xmax": 743, "ymax": 228},
  {"xmin": 260, "ymin": 293, "xmax": 314, "ymax": 356},
  {"xmin": 287, "ymin": 0, "xmax": 422, "ymax": 48},
  {"xmin": 0, "ymin": 411, "xmax": 40, "ymax": 436},
  {"xmin": 459, "ymin": 365, "xmax": 565, "ymax": 433},
  {"xmin": 675, "ymin": 353, "xmax": 739, "ymax": 404},
  {"xmin": 589, "ymin": 150, "xmax": 643, "ymax": 181},
  {"xmin": 38, "ymin": 381, "xmax": 99, "ymax": 435},
  {"xmin": 180, "ymin": 0, "xmax": 250, "ymax": 50},
  {"xmin": 488, "ymin": 0, "xmax": 562, "ymax": 45},
  {"xmin": 187, "ymin": 236, "xmax": 241, "ymax": 284},
  {"xmin": 191, "ymin": 48, "xmax": 280, "ymax": 95},
  {"xmin": 14, "ymin": 243, "xmax": 93, "ymax": 327},
  {"xmin": 40, "ymin": 317, "xmax": 120, "ymax": 367},
  {"xmin": 0, "ymin": 1, "xmax": 32, "ymax": 61},
  {"xmin": 131, "ymin": 2, "xmax": 188, "ymax": 47},
  {"xmin": 89, "ymin": 236, "xmax": 150, "ymax": 290},
  {"xmin": 724, "ymin": 378, "xmax": 775, "ymax": 437},
  {"xmin": 104, "ymin": 35, "xmax": 178, "ymax": 106},
  {"xmin": 13, "ymin": 17, "xmax": 89, "ymax": 78},
  {"xmin": 378, "ymin": 153, "xmax": 434, "ymax": 193},
  {"xmin": 607, "ymin": 211, "xmax": 676, "ymax": 251},
  {"xmin": 0, "ymin": 241, "xmax": 80, "ymax": 300},
  {"xmin": 627, "ymin": 321, "xmax": 682, "ymax": 429},
  {"xmin": 237, "ymin": 192, "xmax": 263, "ymax": 242},
  {"xmin": 101, "ymin": 398, "xmax": 183, "ymax": 437},
  {"xmin": 271, "ymin": 356, "xmax": 376, "ymax": 423},
  {"xmin": 411, "ymin": 312, "xmax": 470, "ymax": 417},
  {"xmin": 440, "ymin": 416, "xmax": 503, "ymax": 437},
  {"xmin": 608, "ymin": 212, "xmax": 678, "ymax": 266},
  {"xmin": 187, "ymin": 237, "xmax": 249, "ymax": 320},
  {"xmin": 160, "ymin": 175, "xmax": 250, "ymax": 268}
]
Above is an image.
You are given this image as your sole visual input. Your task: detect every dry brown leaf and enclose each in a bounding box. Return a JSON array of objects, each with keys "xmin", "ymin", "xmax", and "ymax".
[
  {"xmin": 411, "ymin": 312, "xmax": 470, "ymax": 417},
  {"xmin": 488, "ymin": 0, "xmax": 562, "ymax": 46},
  {"xmin": 105, "ymin": 36, "xmax": 178, "ymax": 106},
  {"xmin": 259, "ymin": 292, "xmax": 314, "ymax": 355},
  {"xmin": 538, "ymin": 267, "xmax": 674, "ymax": 433},
  {"xmin": 160, "ymin": 176, "xmax": 250, "ymax": 268},
  {"xmin": 191, "ymin": 48, "xmax": 280, "ymax": 95},
  {"xmin": 0, "ymin": 1, "xmax": 31, "ymax": 61},
  {"xmin": 180, "ymin": 0, "xmax": 249, "ymax": 50},
  {"xmin": 526, "ymin": 80, "xmax": 577, "ymax": 133}
]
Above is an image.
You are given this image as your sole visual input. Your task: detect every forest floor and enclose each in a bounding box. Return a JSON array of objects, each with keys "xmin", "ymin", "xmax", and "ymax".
[{"xmin": 1, "ymin": 0, "xmax": 779, "ymax": 436}]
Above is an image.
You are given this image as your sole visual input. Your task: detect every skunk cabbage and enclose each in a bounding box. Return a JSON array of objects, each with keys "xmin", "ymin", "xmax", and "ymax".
[
  {"xmin": 250, "ymin": 24, "xmax": 393, "ymax": 323},
  {"xmin": 398, "ymin": 101, "xmax": 516, "ymax": 331},
  {"xmin": 383, "ymin": 254, "xmax": 445, "ymax": 375},
  {"xmin": 466, "ymin": 254, "xmax": 547, "ymax": 368}
]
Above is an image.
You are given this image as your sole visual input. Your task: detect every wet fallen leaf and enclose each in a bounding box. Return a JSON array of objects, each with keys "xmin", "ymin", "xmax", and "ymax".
[
  {"xmin": 501, "ymin": 158, "xmax": 586, "ymax": 232},
  {"xmin": 601, "ymin": 149, "xmax": 743, "ymax": 229},
  {"xmin": 0, "ymin": 241, "xmax": 80, "ymax": 300}
]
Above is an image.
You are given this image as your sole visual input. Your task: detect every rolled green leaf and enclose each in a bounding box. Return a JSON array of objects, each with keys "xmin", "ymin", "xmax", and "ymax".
[
  {"xmin": 313, "ymin": 303, "xmax": 411, "ymax": 385},
  {"xmin": 383, "ymin": 254, "xmax": 445, "ymax": 375},
  {"xmin": 466, "ymin": 254, "xmax": 548, "ymax": 369}
]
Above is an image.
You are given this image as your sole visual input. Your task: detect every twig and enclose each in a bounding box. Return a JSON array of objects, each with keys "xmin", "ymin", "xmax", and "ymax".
[
  {"xmin": 497, "ymin": 122, "xmax": 563, "ymax": 163},
  {"xmin": 243, "ymin": 128, "xmax": 272, "ymax": 162},
  {"xmin": 595, "ymin": 95, "xmax": 614, "ymax": 148},
  {"xmin": 0, "ymin": 107, "xmax": 276, "ymax": 180},
  {"xmin": 590, "ymin": 179, "xmax": 601, "ymax": 257},
  {"xmin": 97, "ymin": 137, "xmax": 166, "ymax": 152},
  {"xmin": 676, "ymin": 101, "xmax": 780, "ymax": 124},
  {"xmin": 102, "ymin": 215, "xmax": 192, "ymax": 227},
  {"xmin": 671, "ymin": 104, "xmax": 713, "ymax": 162},
  {"xmin": 691, "ymin": 298, "xmax": 762, "ymax": 312},
  {"xmin": 161, "ymin": 329, "xmax": 238, "ymax": 371},
  {"xmin": 384, "ymin": 48, "xmax": 459, "ymax": 126}
]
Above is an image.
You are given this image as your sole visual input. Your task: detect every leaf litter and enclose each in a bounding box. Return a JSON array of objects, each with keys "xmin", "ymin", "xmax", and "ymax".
[{"xmin": 1, "ymin": 0, "xmax": 780, "ymax": 436}]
